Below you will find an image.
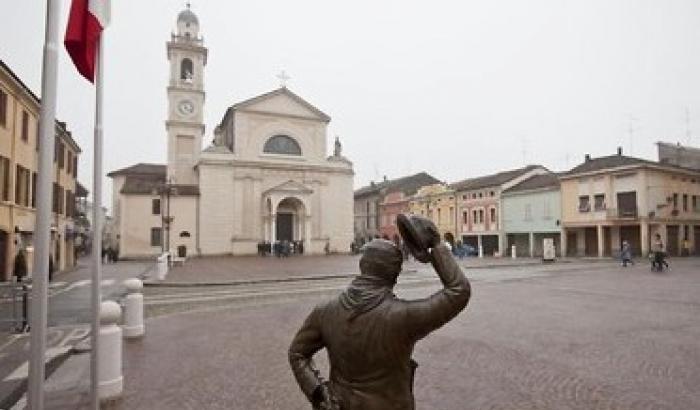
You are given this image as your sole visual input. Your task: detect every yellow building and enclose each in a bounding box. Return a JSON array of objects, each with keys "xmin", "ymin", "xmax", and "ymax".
[
  {"xmin": 0, "ymin": 60, "xmax": 81, "ymax": 281},
  {"xmin": 408, "ymin": 183, "xmax": 458, "ymax": 244},
  {"xmin": 560, "ymin": 149, "xmax": 700, "ymax": 257}
]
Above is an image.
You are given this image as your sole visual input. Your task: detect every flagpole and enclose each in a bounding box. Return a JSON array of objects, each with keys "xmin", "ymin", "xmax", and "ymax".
[
  {"xmin": 28, "ymin": 0, "xmax": 62, "ymax": 408},
  {"xmin": 90, "ymin": 35, "xmax": 105, "ymax": 410}
]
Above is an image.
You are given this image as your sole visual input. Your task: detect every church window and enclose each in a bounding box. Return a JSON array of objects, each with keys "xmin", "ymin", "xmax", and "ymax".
[
  {"xmin": 180, "ymin": 58, "xmax": 194, "ymax": 81},
  {"xmin": 263, "ymin": 135, "xmax": 302, "ymax": 156}
]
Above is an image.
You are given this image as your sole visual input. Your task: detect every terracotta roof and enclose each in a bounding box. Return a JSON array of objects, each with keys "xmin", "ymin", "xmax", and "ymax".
[
  {"xmin": 450, "ymin": 165, "xmax": 542, "ymax": 191},
  {"xmin": 107, "ymin": 163, "xmax": 166, "ymax": 177},
  {"xmin": 562, "ymin": 153, "xmax": 700, "ymax": 178},
  {"xmin": 120, "ymin": 174, "xmax": 199, "ymax": 196},
  {"xmin": 503, "ymin": 173, "xmax": 560, "ymax": 194},
  {"xmin": 354, "ymin": 172, "xmax": 440, "ymax": 198}
]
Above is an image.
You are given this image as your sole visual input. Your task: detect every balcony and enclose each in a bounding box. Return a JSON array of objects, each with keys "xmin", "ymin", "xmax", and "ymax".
[{"xmin": 606, "ymin": 207, "xmax": 638, "ymax": 219}]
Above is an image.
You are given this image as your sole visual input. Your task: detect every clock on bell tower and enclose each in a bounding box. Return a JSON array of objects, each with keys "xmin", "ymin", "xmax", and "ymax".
[{"xmin": 165, "ymin": 3, "xmax": 207, "ymax": 185}]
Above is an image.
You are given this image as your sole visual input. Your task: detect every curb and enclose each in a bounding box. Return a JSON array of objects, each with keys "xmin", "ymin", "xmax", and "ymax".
[
  {"xmin": 143, "ymin": 269, "xmax": 422, "ymax": 288},
  {"xmin": 144, "ymin": 273, "xmax": 360, "ymax": 288}
]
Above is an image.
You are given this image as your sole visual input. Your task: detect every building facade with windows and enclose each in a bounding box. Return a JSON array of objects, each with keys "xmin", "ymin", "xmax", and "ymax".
[
  {"xmin": 407, "ymin": 183, "xmax": 458, "ymax": 244},
  {"xmin": 451, "ymin": 165, "xmax": 548, "ymax": 256},
  {"xmin": 354, "ymin": 172, "xmax": 440, "ymax": 244},
  {"xmin": 560, "ymin": 149, "xmax": 700, "ymax": 257},
  {"xmin": 110, "ymin": 7, "xmax": 354, "ymax": 258},
  {"xmin": 501, "ymin": 173, "xmax": 561, "ymax": 257},
  {"xmin": 0, "ymin": 60, "xmax": 81, "ymax": 280}
]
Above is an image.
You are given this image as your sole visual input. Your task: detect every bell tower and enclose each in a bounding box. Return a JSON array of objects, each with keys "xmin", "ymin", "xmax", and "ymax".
[{"xmin": 165, "ymin": 3, "xmax": 207, "ymax": 185}]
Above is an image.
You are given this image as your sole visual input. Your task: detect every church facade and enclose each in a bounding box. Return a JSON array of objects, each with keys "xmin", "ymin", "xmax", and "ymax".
[{"xmin": 109, "ymin": 6, "xmax": 353, "ymax": 258}]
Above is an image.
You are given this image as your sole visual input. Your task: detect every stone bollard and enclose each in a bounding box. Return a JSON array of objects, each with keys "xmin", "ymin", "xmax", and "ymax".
[
  {"xmin": 99, "ymin": 300, "xmax": 123, "ymax": 401},
  {"xmin": 511, "ymin": 245, "xmax": 517, "ymax": 259},
  {"xmin": 123, "ymin": 279, "xmax": 144, "ymax": 338},
  {"xmin": 156, "ymin": 253, "xmax": 169, "ymax": 280}
]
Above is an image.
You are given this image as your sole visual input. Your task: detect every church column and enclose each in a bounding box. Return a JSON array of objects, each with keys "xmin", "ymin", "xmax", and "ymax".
[
  {"xmin": 304, "ymin": 214, "xmax": 312, "ymax": 254},
  {"xmin": 263, "ymin": 216, "xmax": 269, "ymax": 242},
  {"xmin": 271, "ymin": 215, "xmax": 277, "ymax": 244}
]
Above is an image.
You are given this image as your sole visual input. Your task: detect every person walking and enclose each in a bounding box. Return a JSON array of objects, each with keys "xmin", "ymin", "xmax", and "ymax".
[
  {"xmin": 620, "ymin": 240, "xmax": 633, "ymax": 267},
  {"xmin": 13, "ymin": 250, "xmax": 29, "ymax": 332},
  {"xmin": 651, "ymin": 234, "xmax": 669, "ymax": 271}
]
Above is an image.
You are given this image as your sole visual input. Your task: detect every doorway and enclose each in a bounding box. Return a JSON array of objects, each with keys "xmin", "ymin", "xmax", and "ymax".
[
  {"xmin": 276, "ymin": 213, "xmax": 293, "ymax": 242},
  {"xmin": 667, "ymin": 225, "xmax": 679, "ymax": 256}
]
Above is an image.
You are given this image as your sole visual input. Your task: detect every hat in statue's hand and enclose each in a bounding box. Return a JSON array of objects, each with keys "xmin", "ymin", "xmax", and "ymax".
[{"xmin": 396, "ymin": 214, "xmax": 440, "ymax": 263}]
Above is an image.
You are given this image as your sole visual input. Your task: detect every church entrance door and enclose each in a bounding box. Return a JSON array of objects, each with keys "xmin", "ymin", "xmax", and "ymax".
[{"xmin": 276, "ymin": 213, "xmax": 294, "ymax": 242}]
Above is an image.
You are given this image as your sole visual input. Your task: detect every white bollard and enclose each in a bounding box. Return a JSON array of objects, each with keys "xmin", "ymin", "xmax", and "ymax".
[
  {"xmin": 123, "ymin": 279, "xmax": 144, "ymax": 338},
  {"xmin": 511, "ymin": 245, "xmax": 517, "ymax": 259},
  {"xmin": 99, "ymin": 300, "xmax": 123, "ymax": 401},
  {"xmin": 478, "ymin": 245, "xmax": 484, "ymax": 258},
  {"xmin": 156, "ymin": 253, "xmax": 168, "ymax": 281}
]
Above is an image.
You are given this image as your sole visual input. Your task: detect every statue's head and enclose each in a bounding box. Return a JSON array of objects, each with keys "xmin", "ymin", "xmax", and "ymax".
[{"xmin": 359, "ymin": 239, "xmax": 403, "ymax": 285}]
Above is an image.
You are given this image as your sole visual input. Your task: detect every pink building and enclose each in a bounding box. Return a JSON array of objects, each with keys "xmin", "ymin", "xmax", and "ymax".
[{"xmin": 379, "ymin": 190, "xmax": 410, "ymax": 241}]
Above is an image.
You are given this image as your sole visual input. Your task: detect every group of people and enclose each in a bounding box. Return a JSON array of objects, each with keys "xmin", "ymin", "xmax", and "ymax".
[
  {"xmin": 101, "ymin": 246, "xmax": 119, "ymax": 263},
  {"xmin": 257, "ymin": 240, "xmax": 305, "ymax": 257},
  {"xmin": 619, "ymin": 234, "xmax": 669, "ymax": 271}
]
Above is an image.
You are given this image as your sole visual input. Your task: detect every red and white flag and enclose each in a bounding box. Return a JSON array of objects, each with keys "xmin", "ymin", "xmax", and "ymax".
[{"xmin": 64, "ymin": 0, "xmax": 111, "ymax": 83}]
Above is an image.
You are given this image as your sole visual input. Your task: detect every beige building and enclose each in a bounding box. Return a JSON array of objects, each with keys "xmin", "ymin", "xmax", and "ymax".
[
  {"xmin": 560, "ymin": 148, "xmax": 700, "ymax": 257},
  {"xmin": 0, "ymin": 60, "xmax": 81, "ymax": 280},
  {"xmin": 110, "ymin": 6, "xmax": 354, "ymax": 258},
  {"xmin": 408, "ymin": 183, "xmax": 458, "ymax": 244}
]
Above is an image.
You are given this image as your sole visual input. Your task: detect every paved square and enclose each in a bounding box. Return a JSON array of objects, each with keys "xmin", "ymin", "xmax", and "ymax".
[{"xmin": 52, "ymin": 258, "xmax": 700, "ymax": 409}]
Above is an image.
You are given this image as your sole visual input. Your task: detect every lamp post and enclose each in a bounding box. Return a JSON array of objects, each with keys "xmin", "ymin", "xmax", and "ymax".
[{"xmin": 158, "ymin": 178, "xmax": 177, "ymax": 253}]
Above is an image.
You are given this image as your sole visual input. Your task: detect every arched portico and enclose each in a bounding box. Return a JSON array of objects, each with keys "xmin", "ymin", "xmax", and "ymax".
[{"xmin": 262, "ymin": 183, "xmax": 313, "ymax": 252}]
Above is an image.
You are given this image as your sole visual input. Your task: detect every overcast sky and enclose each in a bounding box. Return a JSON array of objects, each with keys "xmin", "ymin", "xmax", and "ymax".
[{"xmin": 2, "ymin": 0, "xmax": 700, "ymax": 211}]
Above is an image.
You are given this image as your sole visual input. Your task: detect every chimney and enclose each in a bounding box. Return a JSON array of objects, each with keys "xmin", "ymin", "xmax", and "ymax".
[
  {"xmin": 617, "ymin": 147, "xmax": 623, "ymax": 156},
  {"xmin": 584, "ymin": 154, "xmax": 591, "ymax": 162}
]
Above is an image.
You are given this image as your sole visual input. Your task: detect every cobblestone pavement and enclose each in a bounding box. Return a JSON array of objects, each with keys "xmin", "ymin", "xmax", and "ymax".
[{"xmin": 92, "ymin": 257, "xmax": 700, "ymax": 410}]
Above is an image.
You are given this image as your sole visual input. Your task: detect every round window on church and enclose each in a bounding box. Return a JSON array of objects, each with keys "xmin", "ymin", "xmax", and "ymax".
[{"xmin": 263, "ymin": 135, "xmax": 302, "ymax": 156}]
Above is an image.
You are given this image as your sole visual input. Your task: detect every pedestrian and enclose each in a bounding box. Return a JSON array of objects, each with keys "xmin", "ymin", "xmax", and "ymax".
[
  {"xmin": 682, "ymin": 239, "xmax": 691, "ymax": 257},
  {"xmin": 13, "ymin": 249, "xmax": 28, "ymax": 282},
  {"xmin": 48, "ymin": 256, "xmax": 55, "ymax": 282},
  {"xmin": 13, "ymin": 250, "xmax": 29, "ymax": 332},
  {"xmin": 324, "ymin": 241, "xmax": 330, "ymax": 256},
  {"xmin": 651, "ymin": 234, "xmax": 668, "ymax": 271},
  {"xmin": 620, "ymin": 240, "xmax": 633, "ymax": 267}
]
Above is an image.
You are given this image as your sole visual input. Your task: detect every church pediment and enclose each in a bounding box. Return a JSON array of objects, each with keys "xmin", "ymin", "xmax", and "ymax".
[
  {"xmin": 263, "ymin": 180, "xmax": 314, "ymax": 196},
  {"xmin": 232, "ymin": 88, "xmax": 331, "ymax": 122}
]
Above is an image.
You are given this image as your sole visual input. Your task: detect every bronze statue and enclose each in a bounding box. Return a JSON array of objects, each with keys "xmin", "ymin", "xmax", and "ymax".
[{"xmin": 289, "ymin": 214, "xmax": 471, "ymax": 410}]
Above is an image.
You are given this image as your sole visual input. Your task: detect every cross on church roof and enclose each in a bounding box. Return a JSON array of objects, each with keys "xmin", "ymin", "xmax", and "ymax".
[{"xmin": 276, "ymin": 70, "xmax": 291, "ymax": 88}]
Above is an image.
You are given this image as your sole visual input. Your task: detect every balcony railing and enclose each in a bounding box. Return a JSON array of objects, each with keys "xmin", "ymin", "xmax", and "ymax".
[{"xmin": 606, "ymin": 207, "xmax": 638, "ymax": 219}]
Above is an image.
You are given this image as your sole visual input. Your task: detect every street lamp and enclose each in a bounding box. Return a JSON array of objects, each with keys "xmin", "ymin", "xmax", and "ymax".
[{"xmin": 157, "ymin": 177, "xmax": 177, "ymax": 253}]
